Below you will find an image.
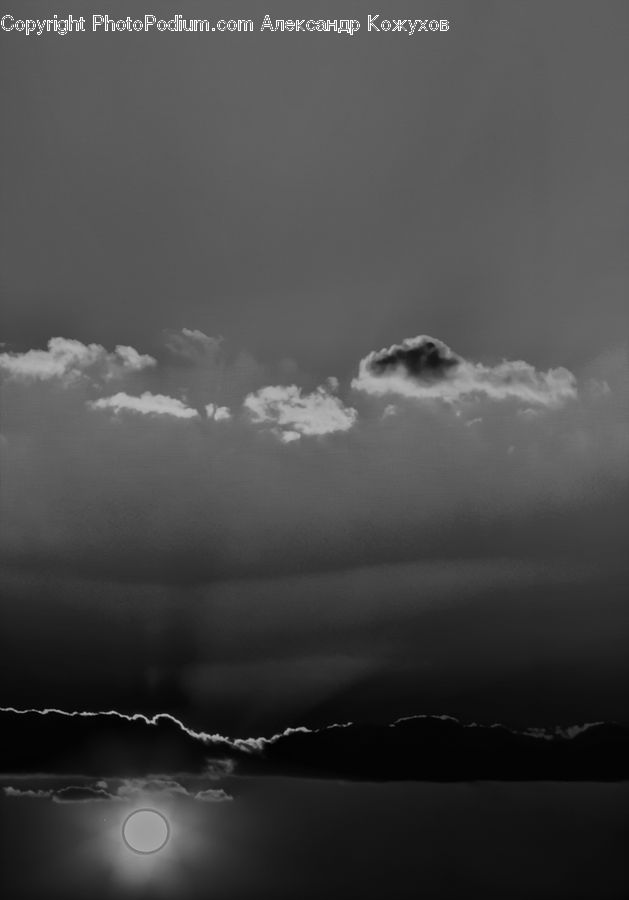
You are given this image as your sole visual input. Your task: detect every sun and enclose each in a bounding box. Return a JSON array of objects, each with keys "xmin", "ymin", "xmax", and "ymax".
[{"xmin": 122, "ymin": 809, "xmax": 170, "ymax": 854}]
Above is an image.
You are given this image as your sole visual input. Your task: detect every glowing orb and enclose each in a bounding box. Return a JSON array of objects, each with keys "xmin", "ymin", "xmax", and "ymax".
[{"xmin": 122, "ymin": 809, "xmax": 170, "ymax": 854}]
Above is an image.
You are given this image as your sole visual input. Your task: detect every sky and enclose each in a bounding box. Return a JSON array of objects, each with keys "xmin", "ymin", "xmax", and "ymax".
[
  {"xmin": 1, "ymin": 778, "xmax": 628, "ymax": 899},
  {"xmin": 1, "ymin": 0, "xmax": 628, "ymax": 897}
]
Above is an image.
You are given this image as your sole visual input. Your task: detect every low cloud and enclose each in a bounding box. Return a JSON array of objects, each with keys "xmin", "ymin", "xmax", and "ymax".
[
  {"xmin": 0, "ymin": 337, "xmax": 155, "ymax": 384},
  {"xmin": 3, "ymin": 777, "xmax": 232, "ymax": 804},
  {"xmin": 193, "ymin": 788, "xmax": 233, "ymax": 802},
  {"xmin": 115, "ymin": 777, "xmax": 232, "ymax": 803},
  {"xmin": 89, "ymin": 392, "xmax": 199, "ymax": 419},
  {"xmin": 53, "ymin": 783, "xmax": 119, "ymax": 804},
  {"xmin": 1, "ymin": 707, "xmax": 627, "ymax": 786},
  {"xmin": 244, "ymin": 378, "xmax": 357, "ymax": 442},
  {"xmin": 352, "ymin": 335, "xmax": 578, "ymax": 407},
  {"xmin": 3, "ymin": 786, "xmax": 51, "ymax": 799},
  {"xmin": 3, "ymin": 782, "xmax": 118, "ymax": 803}
]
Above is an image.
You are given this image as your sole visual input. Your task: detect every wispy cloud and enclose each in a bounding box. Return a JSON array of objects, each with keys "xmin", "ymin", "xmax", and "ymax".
[
  {"xmin": 89, "ymin": 392, "xmax": 199, "ymax": 419},
  {"xmin": 164, "ymin": 328, "xmax": 223, "ymax": 364}
]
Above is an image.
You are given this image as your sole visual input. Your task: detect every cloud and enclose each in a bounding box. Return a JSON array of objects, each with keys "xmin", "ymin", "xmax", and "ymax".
[
  {"xmin": 2, "ymin": 776, "xmax": 232, "ymax": 804},
  {"xmin": 164, "ymin": 328, "xmax": 223, "ymax": 364},
  {"xmin": 244, "ymin": 378, "xmax": 357, "ymax": 442},
  {"xmin": 161, "ymin": 329, "xmax": 263, "ymax": 416},
  {"xmin": 1, "ymin": 707, "xmax": 627, "ymax": 785},
  {"xmin": 235, "ymin": 716, "xmax": 629, "ymax": 782},
  {"xmin": 193, "ymin": 788, "xmax": 233, "ymax": 802},
  {"xmin": 205, "ymin": 403, "xmax": 232, "ymax": 421},
  {"xmin": 3, "ymin": 782, "xmax": 118, "ymax": 803},
  {"xmin": 52, "ymin": 784, "xmax": 119, "ymax": 804},
  {"xmin": 3, "ymin": 786, "xmax": 51, "ymax": 799},
  {"xmin": 0, "ymin": 337, "xmax": 155, "ymax": 383},
  {"xmin": 89, "ymin": 392, "xmax": 199, "ymax": 419},
  {"xmin": 352, "ymin": 335, "xmax": 578, "ymax": 407},
  {"xmin": 364, "ymin": 335, "xmax": 460, "ymax": 381},
  {"xmin": 116, "ymin": 777, "xmax": 192, "ymax": 800},
  {"xmin": 1, "ymin": 332, "xmax": 626, "ymax": 590},
  {"xmin": 115, "ymin": 777, "xmax": 232, "ymax": 803},
  {"xmin": 0, "ymin": 707, "xmax": 242, "ymax": 777}
]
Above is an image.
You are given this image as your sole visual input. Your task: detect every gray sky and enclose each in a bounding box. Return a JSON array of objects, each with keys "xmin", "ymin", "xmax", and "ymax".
[
  {"xmin": 1, "ymin": 0, "xmax": 628, "ymax": 736},
  {"xmin": 2, "ymin": 0, "xmax": 627, "ymax": 373}
]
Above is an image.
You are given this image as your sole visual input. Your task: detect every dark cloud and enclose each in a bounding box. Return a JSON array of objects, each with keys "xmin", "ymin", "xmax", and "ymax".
[
  {"xmin": 365, "ymin": 336, "xmax": 460, "ymax": 381},
  {"xmin": 0, "ymin": 708, "xmax": 238, "ymax": 777},
  {"xmin": 253, "ymin": 716, "xmax": 629, "ymax": 781},
  {"xmin": 2, "ymin": 708, "xmax": 628, "ymax": 786},
  {"xmin": 354, "ymin": 334, "xmax": 578, "ymax": 406}
]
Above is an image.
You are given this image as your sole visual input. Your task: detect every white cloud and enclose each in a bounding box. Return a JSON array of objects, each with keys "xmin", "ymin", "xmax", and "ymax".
[
  {"xmin": 352, "ymin": 335, "xmax": 577, "ymax": 408},
  {"xmin": 244, "ymin": 380, "xmax": 357, "ymax": 441},
  {"xmin": 279, "ymin": 430, "xmax": 301, "ymax": 444},
  {"xmin": 0, "ymin": 337, "xmax": 155, "ymax": 383},
  {"xmin": 89, "ymin": 392, "xmax": 198, "ymax": 419},
  {"xmin": 106, "ymin": 344, "xmax": 155, "ymax": 379},
  {"xmin": 205, "ymin": 403, "xmax": 232, "ymax": 421}
]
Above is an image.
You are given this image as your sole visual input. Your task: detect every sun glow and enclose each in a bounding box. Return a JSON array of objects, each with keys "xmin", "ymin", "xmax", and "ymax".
[
  {"xmin": 122, "ymin": 809, "xmax": 170, "ymax": 854},
  {"xmin": 65, "ymin": 789, "xmax": 220, "ymax": 893}
]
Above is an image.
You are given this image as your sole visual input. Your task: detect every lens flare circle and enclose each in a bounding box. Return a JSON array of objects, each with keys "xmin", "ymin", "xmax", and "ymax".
[{"xmin": 122, "ymin": 808, "xmax": 170, "ymax": 854}]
